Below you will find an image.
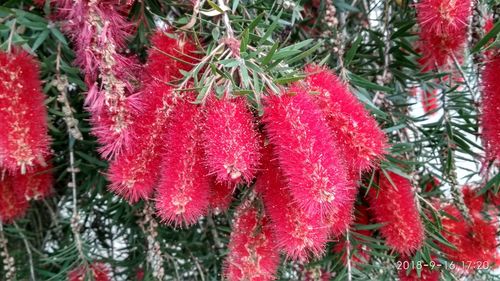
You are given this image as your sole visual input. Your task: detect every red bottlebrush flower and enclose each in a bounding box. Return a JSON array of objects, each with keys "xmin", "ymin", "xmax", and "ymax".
[
  {"xmin": 439, "ymin": 204, "xmax": 497, "ymax": 269},
  {"xmin": 202, "ymin": 97, "xmax": 261, "ymax": 184},
  {"xmin": 12, "ymin": 163, "xmax": 53, "ymax": 200},
  {"xmin": 155, "ymin": 98, "xmax": 210, "ymax": 227},
  {"xmin": 145, "ymin": 30, "xmax": 199, "ymax": 83},
  {"xmin": 108, "ymin": 82, "xmax": 175, "ymax": 202},
  {"xmin": 224, "ymin": 198, "xmax": 279, "ymax": 281},
  {"xmin": 482, "ymin": 55, "xmax": 500, "ymax": 162},
  {"xmin": 367, "ymin": 171, "xmax": 424, "ymax": 255},
  {"xmin": 68, "ymin": 263, "xmax": 111, "ymax": 281},
  {"xmin": 420, "ymin": 89, "xmax": 439, "ymax": 114},
  {"xmin": 0, "ymin": 175, "xmax": 29, "ymax": 223},
  {"xmin": 59, "ymin": 0, "xmax": 139, "ymax": 159},
  {"xmin": 256, "ymin": 144, "xmax": 329, "ymax": 261},
  {"xmin": 263, "ymin": 88, "xmax": 350, "ymax": 216},
  {"xmin": 416, "ymin": 0, "xmax": 471, "ymax": 69},
  {"xmin": 462, "ymin": 185, "xmax": 484, "ymax": 217},
  {"xmin": 0, "ymin": 50, "xmax": 51, "ymax": 174},
  {"xmin": 326, "ymin": 173, "xmax": 357, "ymax": 237},
  {"xmin": 304, "ymin": 65, "xmax": 387, "ymax": 173},
  {"xmin": 398, "ymin": 258, "xmax": 440, "ymax": 281},
  {"xmin": 209, "ymin": 178, "xmax": 234, "ymax": 214}
]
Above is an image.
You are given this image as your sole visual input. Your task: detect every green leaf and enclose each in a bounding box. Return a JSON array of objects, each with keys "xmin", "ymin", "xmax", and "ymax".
[
  {"xmin": 344, "ymin": 36, "xmax": 362, "ymax": 66},
  {"xmin": 349, "ymin": 73, "xmax": 394, "ymax": 92},
  {"xmin": 472, "ymin": 20, "xmax": 500, "ymax": 53}
]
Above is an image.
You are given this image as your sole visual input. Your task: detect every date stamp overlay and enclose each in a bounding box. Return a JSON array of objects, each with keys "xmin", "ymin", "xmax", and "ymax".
[{"xmin": 396, "ymin": 260, "xmax": 491, "ymax": 271}]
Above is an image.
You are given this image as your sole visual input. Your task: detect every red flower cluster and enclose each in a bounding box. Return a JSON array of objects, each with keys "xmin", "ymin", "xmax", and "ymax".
[
  {"xmin": 68, "ymin": 263, "xmax": 111, "ymax": 281},
  {"xmin": 0, "ymin": 50, "xmax": 51, "ymax": 173},
  {"xmin": 224, "ymin": 198, "xmax": 279, "ymax": 281},
  {"xmin": 0, "ymin": 50, "xmax": 53, "ymax": 223},
  {"xmin": 481, "ymin": 55, "xmax": 500, "ymax": 162},
  {"xmin": 203, "ymin": 97, "xmax": 261, "ymax": 184},
  {"xmin": 256, "ymin": 144, "xmax": 328, "ymax": 261},
  {"xmin": 416, "ymin": 0, "xmax": 471, "ymax": 69},
  {"xmin": 367, "ymin": 171, "xmax": 424, "ymax": 255},
  {"xmin": 56, "ymin": 0, "xmax": 139, "ymax": 158},
  {"xmin": 438, "ymin": 204, "xmax": 497, "ymax": 270}
]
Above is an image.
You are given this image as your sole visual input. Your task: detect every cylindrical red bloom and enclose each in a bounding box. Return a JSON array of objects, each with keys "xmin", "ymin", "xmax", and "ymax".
[
  {"xmin": 256, "ymin": 144, "xmax": 329, "ymax": 261},
  {"xmin": 108, "ymin": 82, "xmax": 175, "ymax": 202},
  {"xmin": 462, "ymin": 185, "xmax": 484, "ymax": 218},
  {"xmin": 155, "ymin": 99, "xmax": 210, "ymax": 227},
  {"xmin": 482, "ymin": 55, "xmax": 500, "ymax": 162},
  {"xmin": 0, "ymin": 50, "xmax": 51, "ymax": 174},
  {"xmin": 224, "ymin": 198, "xmax": 279, "ymax": 281},
  {"xmin": 208, "ymin": 178, "xmax": 234, "ymax": 214},
  {"xmin": 263, "ymin": 88, "xmax": 349, "ymax": 216},
  {"xmin": 367, "ymin": 171, "xmax": 424, "ymax": 255},
  {"xmin": 144, "ymin": 30, "xmax": 199, "ymax": 83},
  {"xmin": 0, "ymin": 175, "xmax": 29, "ymax": 223},
  {"xmin": 12, "ymin": 162, "xmax": 53, "ymax": 200},
  {"xmin": 304, "ymin": 65, "xmax": 387, "ymax": 174},
  {"xmin": 68, "ymin": 262, "xmax": 111, "ymax": 281},
  {"xmin": 439, "ymin": 204, "xmax": 497, "ymax": 270},
  {"xmin": 416, "ymin": 0, "xmax": 471, "ymax": 69},
  {"xmin": 202, "ymin": 97, "xmax": 261, "ymax": 184}
]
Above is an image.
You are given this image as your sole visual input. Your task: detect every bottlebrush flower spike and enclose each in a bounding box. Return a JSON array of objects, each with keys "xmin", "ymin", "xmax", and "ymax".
[
  {"xmin": 155, "ymin": 98, "xmax": 210, "ymax": 227},
  {"xmin": 256, "ymin": 144, "xmax": 329, "ymax": 261},
  {"xmin": 367, "ymin": 171, "xmax": 424, "ymax": 255},
  {"xmin": 68, "ymin": 263, "xmax": 111, "ymax": 281},
  {"xmin": 462, "ymin": 185, "xmax": 484, "ymax": 218},
  {"xmin": 0, "ymin": 175, "xmax": 29, "ymax": 223},
  {"xmin": 144, "ymin": 30, "xmax": 199, "ymax": 83},
  {"xmin": 416, "ymin": 0, "xmax": 471, "ymax": 69},
  {"xmin": 108, "ymin": 82, "xmax": 175, "ymax": 202},
  {"xmin": 58, "ymin": 0, "xmax": 139, "ymax": 159},
  {"xmin": 304, "ymin": 65, "xmax": 387, "ymax": 173},
  {"xmin": 13, "ymin": 163, "xmax": 53, "ymax": 200},
  {"xmin": 263, "ymin": 87, "xmax": 350, "ymax": 216},
  {"xmin": 439, "ymin": 204, "xmax": 497, "ymax": 269},
  {"xmin": 224, "ymin": 198, "xmax": 279, "ymax": 281},
  {"xmin": 481, "ymin": 55, "xmax": 500, "ymax": 162},
  {"xmin": 202, "ymin": 97, "xmax": 261, "ymax": 184},
  {"xmin": 209, "ymin": 178, "xmax": 234, "ymax": 214},
  {"xmin": 0, "ymin": 50, "xmax": 51, "ymax": 174}
]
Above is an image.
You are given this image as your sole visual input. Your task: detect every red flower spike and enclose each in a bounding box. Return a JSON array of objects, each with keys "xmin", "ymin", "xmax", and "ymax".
[
  {"xmin": 0, "ymin": 50, "xmax": 51, "ymax": 174},
  {"xmin": 462, "ymin": 185, "xmax": 484, "ymax": 217},
  {"xmin": 224, "ymin": 198, "xmax": 280, "ymax": 281},
  {"xmin": 12, "ymin": 163, "xmax": 53, "ymax": 201},
  {"xmin": 482, "ymin": 55, "xmax": 500, "ymax": 162},
  {"xmin": 155, "ymin": 98, "xmax": 210, "ymax": 227},
  {"xmin": 439, "ymin": 205, "xmax": 497, "ymax": 270},
  {"xmin": 68, "ymin": 262, "xmax": 111, "ymax": 281},
  {"xmin": 304, "ymin": 65, "xmax": 387, "ymax": 173},
  {"xmin": 398, "ymin": 257, "xmax": 440, "ymax": 281},
  {"xmin": 202, "ymin": 97, "xmax": 261, "ymax": 184},
  {"xmin": 144, "ymin": 30, "xmax": 199, "ymax": 83},
  {"xmin": 209, "ymin": 178, "xmax": 235, "ymax": 214},
  {"xmin": 0, "ymin": 175, "xmax": 29, "ymax": 223},
  {"xmin": 416, "ymin": 0, "xmax": 471, "ymax": 69},
  {"xmin": 108, "ymin": 82, "xmax": 175, "ymax": 202},
  {"xmin": 256, "ymin": 144, "xmax": 329, "ymax": 261},
  {"xmin": 263, "ymin": 88, "xmax": 350, "ymax": 216},
  {"xmin": 367, "ymin": 171, "xmax": 424, "ymax": 255}
]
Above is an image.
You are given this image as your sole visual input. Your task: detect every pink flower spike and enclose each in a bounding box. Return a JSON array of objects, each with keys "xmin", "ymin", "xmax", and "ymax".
[
  {"xmin": 482, "ymin": 55, "xmax": 500, "ymax": 162},
  {"xmin": 224, "ymin": 198, "xmax": 280, "ymax": 281},
  {"xmin": 202, "ymin": 97, "xmax": 261, "ymax": 184},
  {"xmin": 155, "ymin": 97, "xmax": 210, "ymax": 227},
  {"xmin": 263, "ymin": 87, "xmax": 350, "ymax": 216}
]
